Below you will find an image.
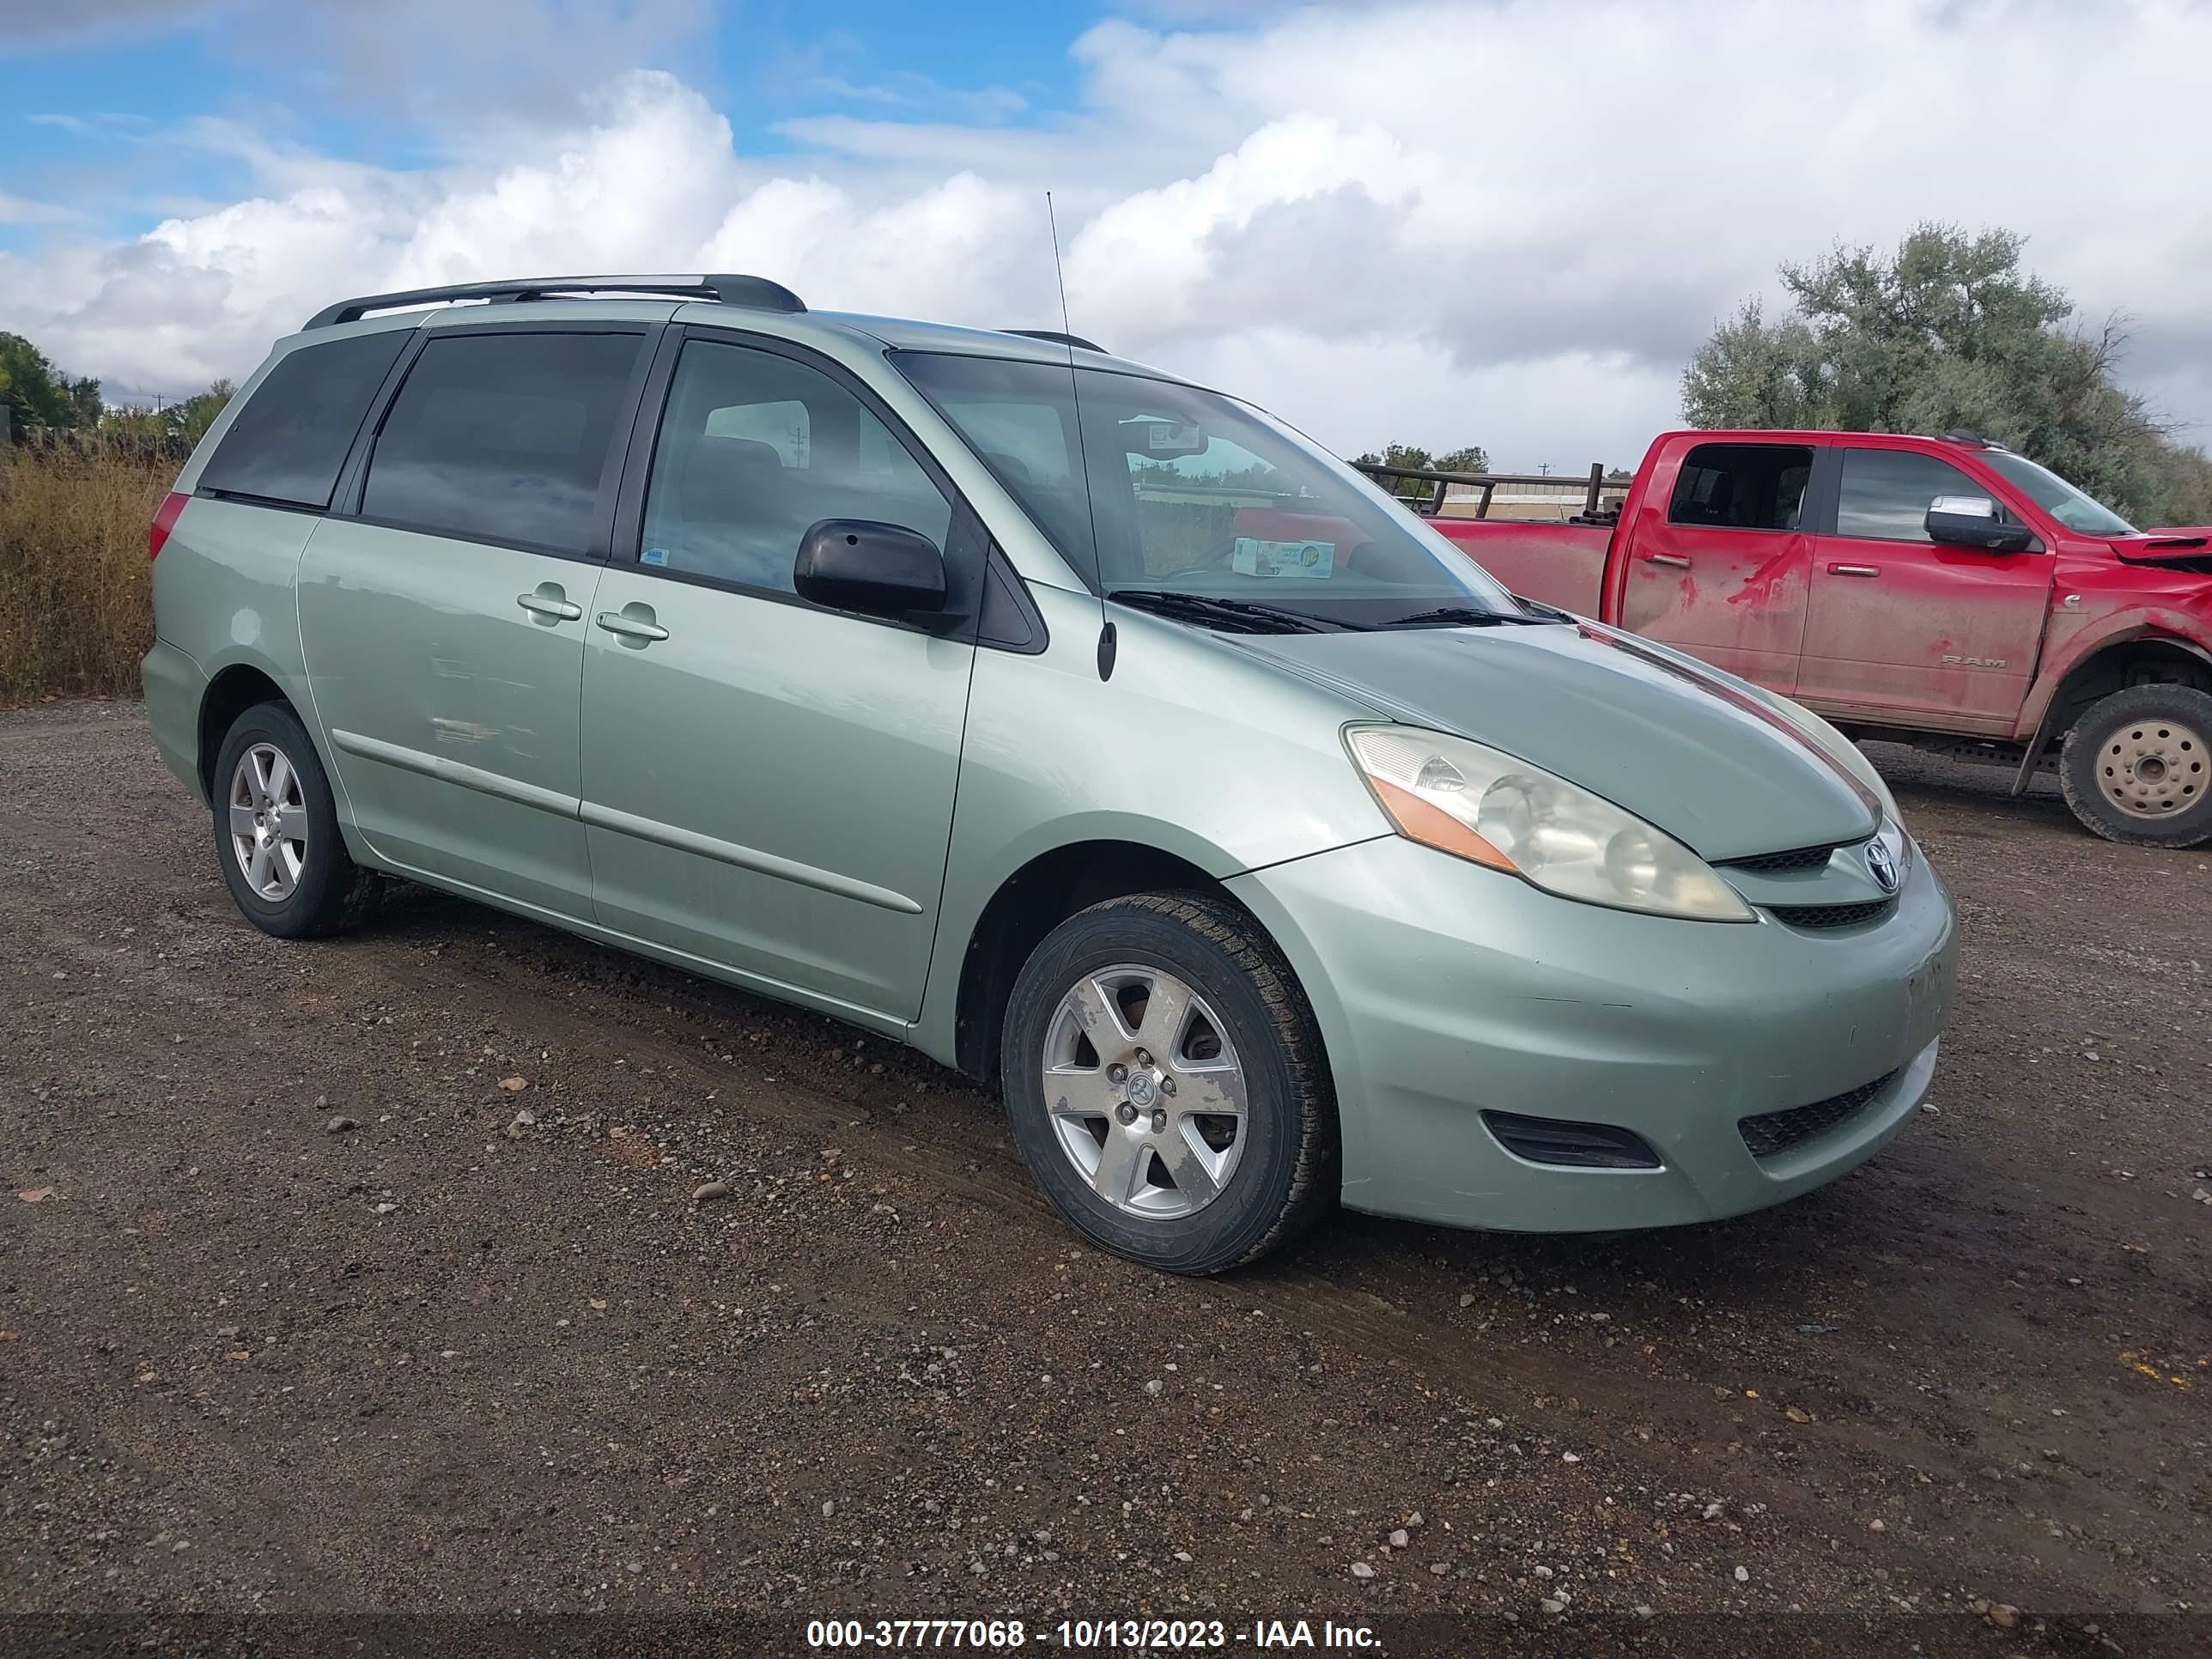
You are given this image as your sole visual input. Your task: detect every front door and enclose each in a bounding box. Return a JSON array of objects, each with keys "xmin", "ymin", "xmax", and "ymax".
[
  {"xmin": 580, "ymin": 333, "xmax": 977, "ymax": 1021},
  {"xmin": 1617, "ymin": 441, "xmax": 1814, "ymax": 693},
  {"xmin": 298, "ymin": 325, "xmax": 648, "ymax": 919},
  {"xmin": 1798, "ymin": 446, "xmax": 2055, "ymax": 730}
]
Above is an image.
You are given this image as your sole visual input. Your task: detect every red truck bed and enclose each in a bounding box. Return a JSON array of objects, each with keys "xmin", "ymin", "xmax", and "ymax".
[{"xmin": 1428, "ymin": 520, "xmax": 1611, "ymax": 615}]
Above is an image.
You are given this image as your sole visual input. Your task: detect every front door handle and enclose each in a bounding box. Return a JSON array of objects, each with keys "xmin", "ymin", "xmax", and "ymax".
[
  {"xmin": 516, "ymin": 584, "xmax": 583, "ymax": 621},
  {"xmin": 1827, "ymin": 562, "xmax": 1882, "ymax": 578},
  {"xmin": 1644, "ymin": 552, "xmax": 1692, "ymax": 569},
  {"xmin": 595, "ymin": 607, "xmax": 670, "ymax": 643}
]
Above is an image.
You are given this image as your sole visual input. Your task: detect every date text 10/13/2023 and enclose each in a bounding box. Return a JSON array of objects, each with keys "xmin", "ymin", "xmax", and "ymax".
[{"xmin": 805, "ymin": 1617, "xmax": 1382, "ymax": 1649}]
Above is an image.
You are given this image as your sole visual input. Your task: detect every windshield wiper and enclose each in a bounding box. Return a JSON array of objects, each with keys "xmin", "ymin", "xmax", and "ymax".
[
  {"xmin": 1106, "ymin": 589, "xmax": 1346, "ymax": 635},
  {"xmin": 1372, "ymin": 605, "xmax": 1561, "ymax": 629}
]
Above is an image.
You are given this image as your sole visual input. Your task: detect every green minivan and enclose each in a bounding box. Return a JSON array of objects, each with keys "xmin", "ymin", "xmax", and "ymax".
[{"xmin": 143, "ymin": 273, "xmax": 1958, "ymax": 1273}]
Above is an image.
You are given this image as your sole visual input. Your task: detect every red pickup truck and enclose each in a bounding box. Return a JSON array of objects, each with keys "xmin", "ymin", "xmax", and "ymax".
[{"xmin": 1364, "ymin": 430, "xmax": 2212, "ymax": 847}]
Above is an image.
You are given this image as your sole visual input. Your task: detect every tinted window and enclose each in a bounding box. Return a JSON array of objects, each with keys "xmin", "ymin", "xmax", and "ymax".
[
  {"xmin": 362, "ymin": 331, "xmax": 643, "ymax": 556},
  {"xmin": 1836, "ymin": 449, "xmax": 1989, "ymax": 543},
  {"xmin": 198, "ymin": 330, "xmax": 411, "ymax": 508},
  {"xmin": 1667, "ymin": 443, "xmax": 1813, "ymax": 532},
  {"xmin": 641, "ymin": 340, "xmax": 951, "ymax": 595}
]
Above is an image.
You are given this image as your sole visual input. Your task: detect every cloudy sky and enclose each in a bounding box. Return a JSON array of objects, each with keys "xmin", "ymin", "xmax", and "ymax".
[{"xmin": 3, "ymin": 0, "xmax": 2209, "ymax": 471}]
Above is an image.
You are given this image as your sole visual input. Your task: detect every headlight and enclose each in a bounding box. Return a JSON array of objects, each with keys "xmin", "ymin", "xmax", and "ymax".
[{"xmin": 1346, "ymin": 725, "xmax": 1755, "ymax": 922}]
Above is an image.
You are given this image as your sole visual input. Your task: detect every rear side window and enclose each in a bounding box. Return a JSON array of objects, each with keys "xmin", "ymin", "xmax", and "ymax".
[
  {"xmin": 362, "ymin": 331, "xmax": 645, "ymax": 556},
  {"xmin": 198, "ymin": 330, "xmax": 411, "ymax": 508},
  {"xmin": 1835, "ymin": 448, "xmax": 1990, "ymax": 543},
  {"xmin": 1667, "ymin": 443, "xmax": 1814, "ymax": 532}
]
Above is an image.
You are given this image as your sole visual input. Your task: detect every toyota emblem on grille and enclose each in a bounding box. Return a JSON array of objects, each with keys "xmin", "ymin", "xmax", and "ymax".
[{"xmin": 1865, "ymin": 838, "xmax": 1899, "ymax": 892}]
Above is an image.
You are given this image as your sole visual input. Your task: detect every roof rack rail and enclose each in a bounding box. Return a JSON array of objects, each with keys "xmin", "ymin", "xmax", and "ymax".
[
  {"xmin": 302, "ymin": 273, "xmax": 806, "ymax": 331},
  {"xmin": 1001, "ymin": 328, "xmax": 1108, "ymax": 354}
]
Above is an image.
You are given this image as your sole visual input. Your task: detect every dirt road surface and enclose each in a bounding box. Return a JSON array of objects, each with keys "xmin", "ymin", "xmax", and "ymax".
[{"xmin": 3, "ymin": 702, "xmax": 2207, "ymax": 1651}]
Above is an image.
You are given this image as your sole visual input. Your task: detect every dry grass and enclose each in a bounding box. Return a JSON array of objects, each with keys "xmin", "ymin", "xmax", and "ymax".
[{"xmin": 0, "ymin": 448, "xmax": 169, "ymax": 703}]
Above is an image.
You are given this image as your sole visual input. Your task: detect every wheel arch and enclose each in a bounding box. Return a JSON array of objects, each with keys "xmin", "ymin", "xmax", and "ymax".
[
  {"xmin": 2015, "ymin": 629, "xmax": 2212, "ymax": 784},
  {"xmin": 2021, "ymin": 623, "xmax": 2212, "ymax": 741},
  {"xmin": 946, "ymin": 838, "xmax": 1276, "ymax": 1085},
  {"xmin": 198, "ymin": 660, "xmax": 298, "ymax": 799}
]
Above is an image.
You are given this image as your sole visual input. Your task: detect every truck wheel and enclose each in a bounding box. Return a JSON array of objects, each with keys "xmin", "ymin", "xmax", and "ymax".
[
  {"xmin": 1000, "ymin": 893, "xmax": 1339, "ymax": 1274},
  {"xmin": 212, "ymin": 702, "xmax": 383, "ymax": 938},
  {"xmin": 2059, "ymin": 684, "xmax": 2212, "ymax": 847}
]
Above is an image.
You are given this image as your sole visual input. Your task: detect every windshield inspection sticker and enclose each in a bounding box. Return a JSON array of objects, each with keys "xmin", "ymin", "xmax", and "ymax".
[{"xmin": 1232, "ymin": 537, "xmax": 1336, "ymax": 579}]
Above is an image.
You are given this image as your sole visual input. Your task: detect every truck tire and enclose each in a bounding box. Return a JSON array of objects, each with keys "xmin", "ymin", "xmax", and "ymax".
[
  {"xmin": 2059, "ymin": 684, "xmax": 2212, "ymax": 848},
  {"xmin": 212, "ymin": 701, "xmax": 383, "ymax": 938},
  {"xmin": 1000, "ymin": 892, "xmax": 1339, "ymax": 1274}
]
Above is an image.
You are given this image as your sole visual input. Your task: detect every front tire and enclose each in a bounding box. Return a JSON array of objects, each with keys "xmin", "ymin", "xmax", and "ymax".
[
  {"xmin": 211, "ymin": 701, "xmax": 381, "ymax": 938},
  {"xmin": 1000, "ymin": 892, "xmax": 1338, "ymax": 1273},
  {"xmin": 2059, "ymin": 684, "xmax": 2212, "ymax": 847}
]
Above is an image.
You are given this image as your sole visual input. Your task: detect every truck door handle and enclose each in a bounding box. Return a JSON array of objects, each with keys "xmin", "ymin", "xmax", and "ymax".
[
  {"xmin": 595, "ymin": 609, "xmax": 670, "ymax": 643},
  {"xmin": 516, "ymin": 585, "xmax": 583, "ymax": 621},
  {"xmin": 1827, "ymin": 562, "xmax": 1882, "ymax": 578},
  {"xmin": 1643, "ymin": 553, "xmax": 1692, "ymax": 569}
]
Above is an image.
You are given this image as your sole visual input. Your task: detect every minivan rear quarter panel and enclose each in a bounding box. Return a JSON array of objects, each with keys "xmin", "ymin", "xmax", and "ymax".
[{"xmin": 147, "ymin": 496, "xmax": 323, "ymax": 787}]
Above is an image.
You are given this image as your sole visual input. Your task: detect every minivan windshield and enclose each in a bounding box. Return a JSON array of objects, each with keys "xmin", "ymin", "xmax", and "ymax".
[
  {"xmin": 895, "ymin": 353, "xmax": 1525, "ymax": 629},
  {"xmin": 1978, "ymin": 449, "xmax": 2138, "ymax": 537}
]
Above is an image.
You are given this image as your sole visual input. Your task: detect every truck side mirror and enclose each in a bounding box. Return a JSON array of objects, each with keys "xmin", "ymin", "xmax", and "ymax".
[{"xmin": 1926, "ymin": 494, "xmax": 2034, "ymax": 553}]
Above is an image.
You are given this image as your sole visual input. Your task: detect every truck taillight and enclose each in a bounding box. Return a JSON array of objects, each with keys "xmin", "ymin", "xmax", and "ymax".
[{"xmin": 149, "ymin": 492, "xmax": 189, "ymax": 560}]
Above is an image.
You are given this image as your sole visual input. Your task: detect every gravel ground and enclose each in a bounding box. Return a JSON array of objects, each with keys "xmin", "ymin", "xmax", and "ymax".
[{"xmin": 2, "ymin": 702, "xmax": 2207, "ymax": 1652}]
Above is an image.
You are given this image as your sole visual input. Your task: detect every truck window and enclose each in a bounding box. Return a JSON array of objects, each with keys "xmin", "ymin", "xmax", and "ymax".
[
  {"xmin": 1667, "ymin": 444, "xmax": 1813, "ymax": 532},
  {"xmin": 1835, "ymin": 449, "xmax": 1991, "ymax": 544}
]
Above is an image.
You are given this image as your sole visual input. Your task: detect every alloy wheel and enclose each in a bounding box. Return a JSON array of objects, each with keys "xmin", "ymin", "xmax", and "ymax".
[
  {"xmin": 228, "ymin": 741, "xmax": 310, "ymax": 901},
  {"xmin": 1041, "ymin": 963, "xmax": 1248, "ymax": 1219}
]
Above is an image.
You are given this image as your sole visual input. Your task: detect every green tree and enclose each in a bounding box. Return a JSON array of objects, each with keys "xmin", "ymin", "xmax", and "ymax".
[
  {"xmin": 1354, "ymin": 441, "xmax": 1433, "ymax": 473},
  {"xmin": 1682, "ymin": 223, "xmax": 2211, "ymax": 526},
  {"xmin": 169, "ymin": 379, "xmax": 234, "ymax": 445},
  {"xmin": 95, "ymin": 380, "xmax": 234, "ymax": 447},
  {"xmin": 1354, "ymin": 441, "xmax": 1491, "ymax": 502},
  {"xmin": 0, "ymin": 331, "xmax": 100, "ymax": 430}
]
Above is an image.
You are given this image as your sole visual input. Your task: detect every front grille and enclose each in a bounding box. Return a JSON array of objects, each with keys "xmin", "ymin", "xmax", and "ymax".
[
  {"xmin": 1482, "ymin": 1110, "xmax": 1662, "ymax": 1170},
  {"xmin": 1738, "ymin": 1069, "xmax": 1901, "ymax": 1158},
  {"xmin": 1718, "ymin": 843, "xmax": 1838, "ymax": 874},
  {"xmin": 1768, "ymin": 897, "xmax": 1896, "ymax": 930}
]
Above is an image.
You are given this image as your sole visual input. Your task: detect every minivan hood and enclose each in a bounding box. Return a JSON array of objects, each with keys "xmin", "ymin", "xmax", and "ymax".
[{"xmin": 1231, "ymin": 623, "xmax": 1880, "ymax": 862}]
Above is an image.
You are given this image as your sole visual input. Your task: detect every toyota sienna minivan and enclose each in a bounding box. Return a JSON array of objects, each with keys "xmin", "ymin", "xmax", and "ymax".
[{"xmin": 143, "ymin": 272, "xmax": 1959, "ymax": 1273}]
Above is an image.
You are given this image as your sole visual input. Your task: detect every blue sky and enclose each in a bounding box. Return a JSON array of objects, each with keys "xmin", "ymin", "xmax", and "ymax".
[
  {"xmin": 0, "ymin": 1, "xmax": 1112, "ymax": 248},
  {"xmin": 4, "ymin": 2, "xmax": 2209, "ymax": 473}
]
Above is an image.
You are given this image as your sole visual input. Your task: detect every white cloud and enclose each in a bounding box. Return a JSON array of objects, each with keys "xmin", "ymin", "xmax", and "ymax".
[
  {"xmin": 0, "ymin": 192, "xmax": 81, "ymax": 226},
  {"xmin": 5, "ymin": 0, "xmax": 2211, "ymax": 467}
]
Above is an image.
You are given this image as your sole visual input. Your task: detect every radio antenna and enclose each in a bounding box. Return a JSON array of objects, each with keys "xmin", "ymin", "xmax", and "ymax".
[{"xmin": 1047, "ymin": 190, "xmax": 1114, "ymax": 680}]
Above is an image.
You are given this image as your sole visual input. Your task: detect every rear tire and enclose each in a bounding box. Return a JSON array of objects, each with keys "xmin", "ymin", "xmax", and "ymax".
[
  {"xmin": 2059, "ymin": 684, "xmax": 2212, "ymax": 848},
  {"xmin": 1000, "ymin": 892, "xmax": 1338, "ymax": 1273},
  {"xmin": 211, "ymin": 701, "xmax": 381, "ymax": 938}
]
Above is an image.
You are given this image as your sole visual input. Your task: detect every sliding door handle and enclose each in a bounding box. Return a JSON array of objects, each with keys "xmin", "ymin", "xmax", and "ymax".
[
  {"xmin": 1643, "ymin": 552, "xmax": 1692, "ymax": 569},
  {"xmin": 595, "ymin": 610, "xmax": 670, "ymax": 643},
  {"xmin": 1827, "ymin": 562, "xmax": 1881, "ymax": 578},
  {"xmin": 516, "ymin": 585, "xmax": 582, "ymax": 621}
]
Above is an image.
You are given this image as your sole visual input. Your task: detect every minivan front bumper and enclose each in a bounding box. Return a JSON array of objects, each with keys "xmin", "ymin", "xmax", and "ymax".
[{"xmin": 1226, "ymin": 833, "xmax": 1958, "ymax": 1233}]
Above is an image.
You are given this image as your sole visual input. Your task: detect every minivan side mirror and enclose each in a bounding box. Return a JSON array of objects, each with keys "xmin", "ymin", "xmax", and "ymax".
[
  {"xmin": 794, "ymin": 520, "xmax": 948, "ymax": 619},
  {"xmin": 1925, "ymin": 494, "xmax": 2033, "ymax": 553}
]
